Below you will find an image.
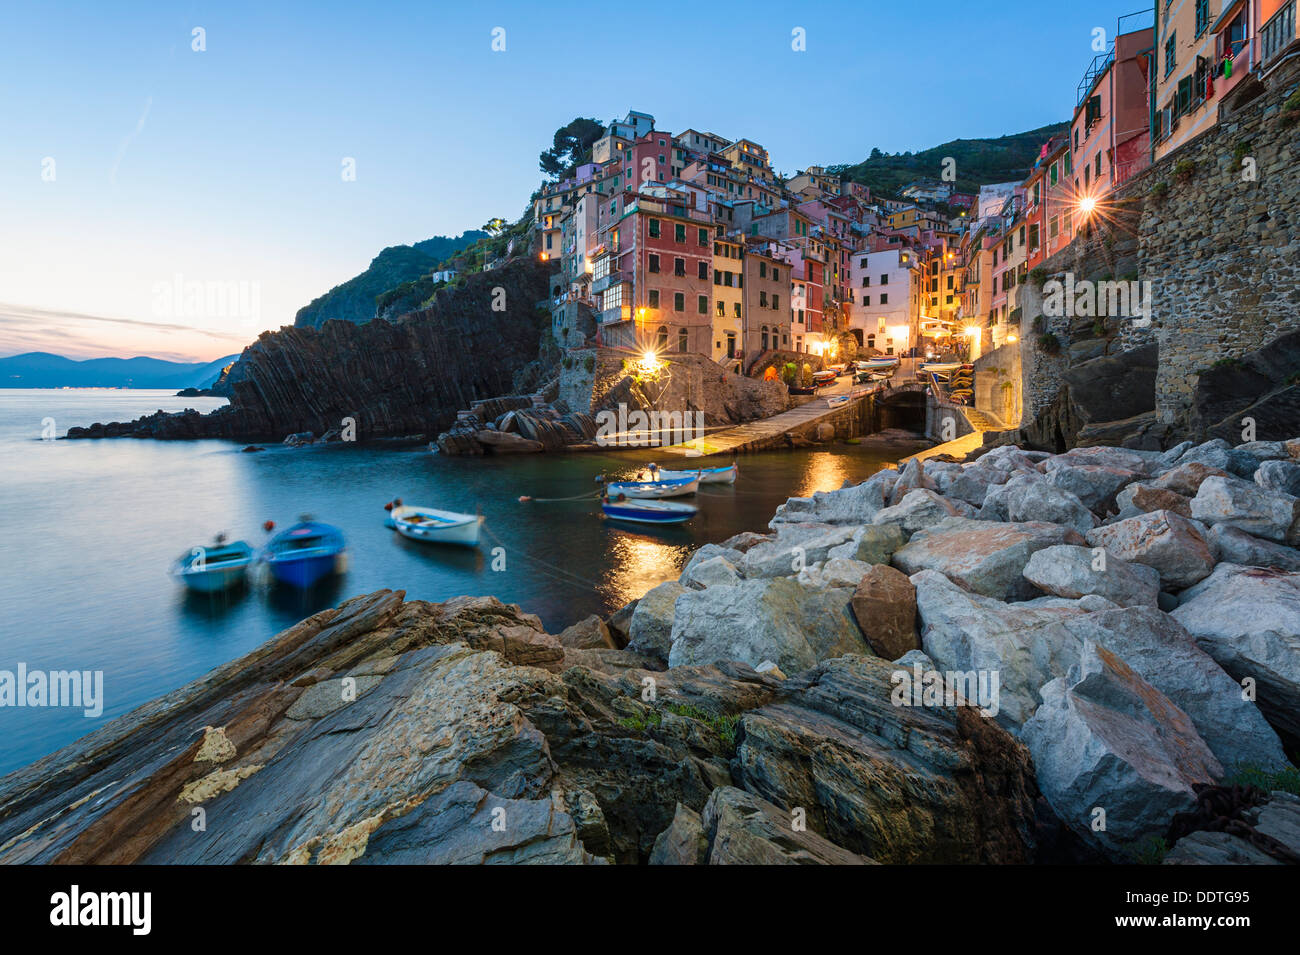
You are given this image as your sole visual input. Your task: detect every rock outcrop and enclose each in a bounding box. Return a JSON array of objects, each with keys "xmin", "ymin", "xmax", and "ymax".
[{"xmin": 66, "ymin": 258, "xmax": 553, "ymax": 443}]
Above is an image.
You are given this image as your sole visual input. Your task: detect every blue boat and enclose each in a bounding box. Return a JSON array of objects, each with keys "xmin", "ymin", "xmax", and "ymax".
[
  {"xmin": 262, "ymin": 521, "xmax": 347, "ymax": 587},
  {"xmin": 601, "ymin": 498, "xmax": 697, "ymax": 525}
]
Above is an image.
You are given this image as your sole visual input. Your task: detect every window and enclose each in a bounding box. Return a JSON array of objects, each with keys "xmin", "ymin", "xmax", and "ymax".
[
  {"xmin": 1085, "ymin": 95, "xmax": 1102, "ymax": 127},
  {"xmin": 674, "ymin": 257, "xmax": 686, "ymax": 276},
  {"xmin": 648, "ymin": 289, "xmax": 660, "ymax": 308},
  {"xmin": 698, "ymin": 261, "xmax": 708, "ymax": 280},
  {"xmin": 1165, "ymin": 33, "xmax": 1176, "ymax": 77},
  {"xmin": 649, "ymin": 254, "xmax": 660, "ymax": 273},
  {"xmin": 773, "ymin": 268, "xmax": 780, "ymax": 282},
  {"xmin": 880, "ymin": 274, "xmax": 889, "ymax": 285},
  {"xmin": 678, "ymin": 329, "xmax": 688, "ymax": 353},
  {"xmin": 674, "ymin": 223, "xmax": 686, "ymax": 243},
  {"xmin": 649, "ymin": 219, "xmax": 660, "ymax": 238},
  {"xmin": 698, "ymin": 295, "xmax": 708, "ymax": 315},
  {"xmin": 1195, "ymin": 0, "xmax": 1209, "ymax": 35},
  {"xmin": 880, "ymin": 293, "xmax": 888, "ymax": 304},
  {"xmin": 1095, "ymin": 153, "xmax": 1102, "ymax": 178},
  {"xmin": 759, "ymin": 262, "xmax": 767, "ymax": 279},
  {"xmin": 864, "ymin": 295, "xmax": 871, "ymax": 306},
  {"xmin": 698, "ymin": 228, "xmax": 708, "ymax": 246},
  {"xmin": 673, "ymin": 292, "xmax": 684, "ymax": 311},
  {"xmin": 733, "ymin": 302, "xmax": 741, "ymax": 318},
  {"xmin": 760, "ymin": 291, "xmax": 768, "ymax": 307},
  {"xmin": 716, "ymin": 300, "xmax": 725, "ymax": 317},
  {"xmin": 1049, "ymin": 162, "xmax": 1059, "ymax": 186},
  {"xmin": 773, "ymin": 294, "xmax": 780, "ymax": 310},
  {"xmin": 947, "ymin": 275, "xmax": 954, "ymax": 290},
  {"xmin": 946, "ymin": 295, "xmax": 954, "ymax": 305},
  {"xmin": 656, "ymin": 326, "xmax": 668, "ymax": 349}
]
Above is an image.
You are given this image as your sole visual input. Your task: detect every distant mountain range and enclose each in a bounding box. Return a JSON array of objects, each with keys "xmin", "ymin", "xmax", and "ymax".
[
  {"xmin": 293, "ymin": 231, "xmax": 487, "ymax": 329},
  {"xmin": 832, "ymin": 122, "xmax": 1070, "ymax": 199},
  {"xmin": 0, "ymin": 352, "xmax": 239, "ymax": 389}
]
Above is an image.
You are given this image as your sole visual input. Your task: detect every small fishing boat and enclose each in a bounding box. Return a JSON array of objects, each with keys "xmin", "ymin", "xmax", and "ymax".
[
  {"xmin": 812, "ymin": 370, "xmax": 837, "ymax": 387},
  {"xmin": 386, "ymin": 505, "xmax": 483, "ymax": 547},
  {"xmin": 649, "ymin": 463, "xmax": 738, "ymax": 484},
  {"xmin": 601, "ymin": 497, "xmax": 697, "ymax": 525},
  {"xmin": 262, "ymin": 521, "xmax": 346, "ymax": 587},
  {"xmin": 856, "ymin": 357, "xmax": 899, "ymax": 368},
  {"xmin": 604, "ymin": 474, "xmax": 700, "ymax": 499},
  {"xmin": 171, "ymin": 536, "xmax": 253, "ymax": 593}
]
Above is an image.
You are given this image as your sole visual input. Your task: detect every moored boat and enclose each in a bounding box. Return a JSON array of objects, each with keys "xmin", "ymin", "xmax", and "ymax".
[
  {"xmin": 604, "ymin": 474, "xmax": 700, "ymax": 499},
  {"xmin": 601, "ymin": 497, "xmax": 697, "ymax": 525},
  {"xmin": 262, "ymin": 521, "xmax": 347, "ymax": 587},
  {"xmin": 386, "ymin": 505, "xmax": 483, "ymax": 547},
  {"xmin": 171, "ymin": 537, "xmax": 253, "ymax": 593},
  {"xmin": 648, "ymin": 463, "xmax": 738, "ymax": 484}
]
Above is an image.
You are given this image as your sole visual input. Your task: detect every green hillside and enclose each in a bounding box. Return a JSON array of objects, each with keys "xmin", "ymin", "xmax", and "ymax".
[
  {"xmin": 831, "ymin": 122, "xmax": 1070, "ymax": 199},
  {"xmin": 293, "ymin": 232, "xmax": 487, "ymax": 328}
]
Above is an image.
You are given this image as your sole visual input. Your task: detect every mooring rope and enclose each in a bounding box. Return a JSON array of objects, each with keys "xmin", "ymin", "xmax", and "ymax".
[{"xmin": 1167, "ymin": 783, "xmax": 1300, "ymax": 863}]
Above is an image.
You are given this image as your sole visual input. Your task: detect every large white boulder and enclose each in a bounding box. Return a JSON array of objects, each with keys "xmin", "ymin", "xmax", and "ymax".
[
  {"xmin": 1172, "ymin": 563, "xmax": 1300, "ymax": 741},
  {"xmin": 1021, "ymin": 544, "xmax": 1161, "ymax": 608},
  {"xmin": 1022, "ymin": 641, "xmax": 1222, "ymax": 861},
  {"xmin": 1190, "ymin": 475, "xmax": 1300, "ymax": 545},
  {"xmin": 1085, "ymin": 510, "xmax": 1216, "ymax": 590},
  {"xmin": 667, "ymin": 577, "xmax": 867, "ymax": 674},
  {"xmin": 894, "ymin": 516, "xmax": 1086, "ymax": 601}
]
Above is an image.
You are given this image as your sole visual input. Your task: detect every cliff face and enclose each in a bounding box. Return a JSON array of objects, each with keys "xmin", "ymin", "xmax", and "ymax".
[{"xmin": 69, "ymin": 258, "xmax": 551, "ymax": 442}]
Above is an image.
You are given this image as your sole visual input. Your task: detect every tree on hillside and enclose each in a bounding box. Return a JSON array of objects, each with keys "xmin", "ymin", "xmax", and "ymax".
[
  {"xmin": 539, "ymin": 118, "xmax": 606, "ymax": 179},
  {"xmin": 481, "ymin": 217, "xmax": 508, "ymax": 236}
]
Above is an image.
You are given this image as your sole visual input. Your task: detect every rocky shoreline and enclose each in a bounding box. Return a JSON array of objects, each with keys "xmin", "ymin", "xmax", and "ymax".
[{"xmin": 2, "ymin": 436, "xmax": 1298, "ymax": 864}]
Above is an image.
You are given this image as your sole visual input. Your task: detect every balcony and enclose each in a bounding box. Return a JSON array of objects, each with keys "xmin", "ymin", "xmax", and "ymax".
[
  {"xmin": 600, "ymin": 305, "xmax": 632, "ymax": 325},
  {"xmin": 591, "ymin": 270, "xmax": 630, "ymax": 295},
  {"xmin": 1262, "ymin": 0, "xmax": 1297, "ymax": 65}
]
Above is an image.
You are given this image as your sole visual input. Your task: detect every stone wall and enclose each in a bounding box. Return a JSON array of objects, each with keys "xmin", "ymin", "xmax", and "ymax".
[
  {"xmin": 1137, "ymin": 61, "xmax": 1300, "ymax": 427},
  {"xmin": 1013, "ymin": 58, "xmax": 1300, "ymax": 447},
  {"xmin": 973, "ymin": 342, "xmax": 1022, "ymax": 427}
]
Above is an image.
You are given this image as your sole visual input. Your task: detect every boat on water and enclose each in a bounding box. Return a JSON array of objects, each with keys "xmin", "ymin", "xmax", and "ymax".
[
  {"xmin": 261, "ymin": 521, "xmax": 347, "ymax": 587},
  {"xmin": 604, "ymin": 474, "xmax": 700, "ymax": 499},
  {"xmin": 649, "ymin": 463, "xmax": 738, "ymax": 484},
  {"xmin": 386, "ymin": 504, "xmax": 483, "ymax": 547},
  {"xmin": 171, "ymin": 537, "xmax": 253, "ymax": 593},
  {"xmin": 601, "ymin": 497, "xmax": 697, "ymax": 525}
]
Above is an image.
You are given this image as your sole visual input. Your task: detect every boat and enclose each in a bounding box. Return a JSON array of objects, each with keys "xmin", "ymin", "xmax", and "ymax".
[
  {"xmin": 856, "ymin": 357, "xmax": 899, "ymax": 368},
  {"xmin": 171, "ymin": 536, "xmax": 253, "ymax": 593},
  {"xmin": 601, "ymin": 497, "xmax": 697, "ymax": 525},
  {"xmin": 919, "ymin": 361, "xmax": 964, "ymax": 374},
  {"xmin": 812, "ymin": 370, "xmax": 837, "ymax": 386},
  {"xmin": 261, "ymin": 521, "xmax": 347, "ymax": 587},
  {"xmin": 604, "ymin": 474, "xmax": 700, "ymax": 499},
  {"xmin": 649, "ymin": 463, "xmax": 738, "ymax": 484},
  {"xmin": 385, "ymin": 505, "xmax": 483, "ymax": 547}
]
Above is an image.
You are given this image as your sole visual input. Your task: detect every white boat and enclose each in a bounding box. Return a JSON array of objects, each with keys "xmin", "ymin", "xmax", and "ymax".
[
  {"xmin": 604, "ymin": 475, "xmax": 700, "ymax": 499},
  {"xmin": 386, "ymin": 505, "xmax": 483, "ymax": 547},
  {"xmin": 648, "ymin": 463, "xmax": 738, "ymax": 484},
  {"xmin": 919, "ymin": 362, "xmax": 965, "ymax": 373}
]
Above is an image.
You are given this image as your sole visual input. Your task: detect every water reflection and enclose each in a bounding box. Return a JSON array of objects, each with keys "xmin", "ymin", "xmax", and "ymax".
[
  {"xmin": 793, "ymin": 452, "xmax": 855, "ymax": 498},
  {"xmin": 178, "ymin": 581, "xmax": 251, "ymax": 622},
  {"xmin": 601, "ymin": 528, "xmax": 694, "ymax": 608}
]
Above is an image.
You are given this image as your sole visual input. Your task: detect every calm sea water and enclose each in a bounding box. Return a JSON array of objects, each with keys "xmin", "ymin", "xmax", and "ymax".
[{"xmin": 0, "ymin": 389, "xmax": 923, "ymax": 775}]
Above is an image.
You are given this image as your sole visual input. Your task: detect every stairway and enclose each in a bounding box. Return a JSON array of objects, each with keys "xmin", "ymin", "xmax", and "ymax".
[{"xmin": 963, "ymin": 408, "xmax": 1003, "ymax": 433}]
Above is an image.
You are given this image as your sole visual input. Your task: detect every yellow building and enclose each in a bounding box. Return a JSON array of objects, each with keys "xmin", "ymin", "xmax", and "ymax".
[{"xmin": 712, "ymin": 234, "xmax": 745, "ymax": 362}]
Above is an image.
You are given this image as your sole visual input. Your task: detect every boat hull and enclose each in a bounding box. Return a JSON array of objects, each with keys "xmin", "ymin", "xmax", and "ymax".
[
  {"xmin": 654, "ymin": 464, "xmax": 737, "ymax": 484},
  {"xmin": 262, "ymin": 522, "xmax": 346, "ymax": 588},
  {"xmin": 601, "ymin": 501, "xmax": 697, "ymax": 524},
  {"xmin": 174, "ymin": 563, "xmax": 250, "ymax": 593}
]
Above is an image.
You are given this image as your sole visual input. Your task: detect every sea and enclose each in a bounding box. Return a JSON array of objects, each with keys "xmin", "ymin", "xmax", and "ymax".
[{"xmin": 0, "ymin": 388, "xmax": 923, "ymax": 775}]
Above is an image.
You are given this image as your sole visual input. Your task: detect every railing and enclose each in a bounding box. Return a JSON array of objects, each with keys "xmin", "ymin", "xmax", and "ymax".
[{"xmin": 1262, "ymin": 0, "xmax": 1296, "ymax": 65}]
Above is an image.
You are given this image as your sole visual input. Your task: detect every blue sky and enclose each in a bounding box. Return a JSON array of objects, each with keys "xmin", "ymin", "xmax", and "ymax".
[{"xmin": 0, "ymin": 0, "xmax": 1149, "ymax": 360}]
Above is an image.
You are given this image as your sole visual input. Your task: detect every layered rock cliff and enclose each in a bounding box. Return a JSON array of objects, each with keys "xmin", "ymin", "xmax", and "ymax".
[{"xmin": 67, "ymin": 258, "xmax": 553, "ymax": 443}]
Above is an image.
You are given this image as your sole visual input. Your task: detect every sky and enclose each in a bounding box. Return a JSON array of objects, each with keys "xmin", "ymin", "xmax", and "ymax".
[{"xmin": 0, "ymin": 0, "xmax": 1149, "ymax": 361}]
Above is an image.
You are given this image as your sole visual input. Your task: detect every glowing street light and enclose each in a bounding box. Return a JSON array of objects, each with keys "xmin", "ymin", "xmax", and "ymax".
[{"xmin": 1078, "ymin": 196, "xmax": 1098, "ymax": 216}]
